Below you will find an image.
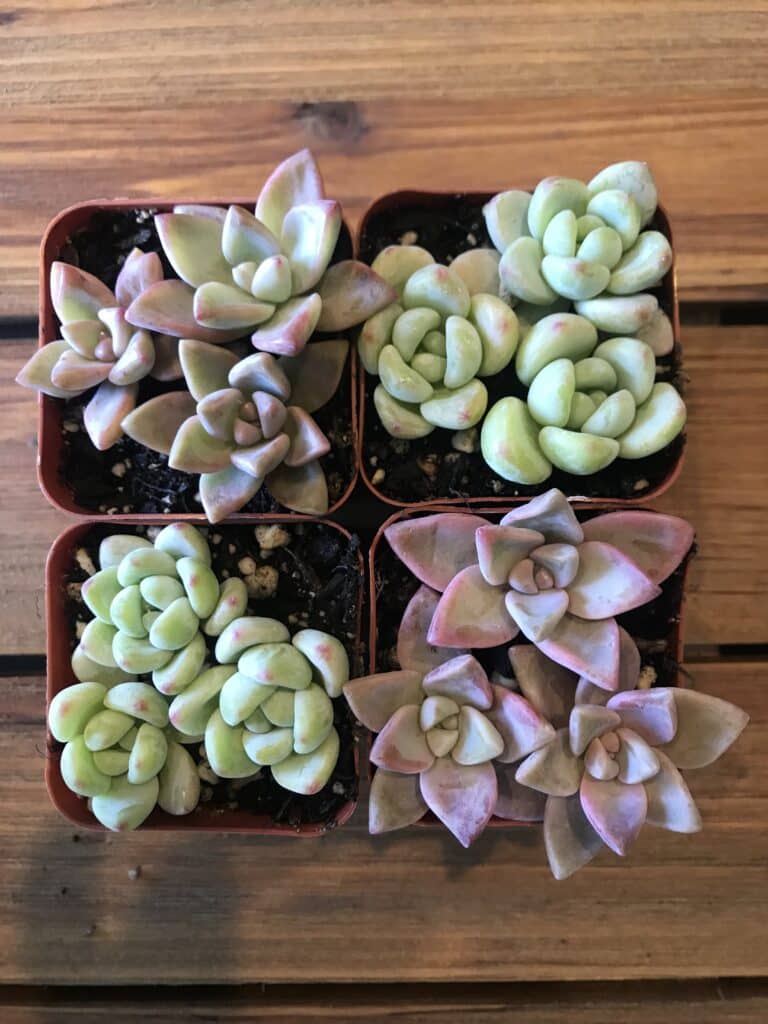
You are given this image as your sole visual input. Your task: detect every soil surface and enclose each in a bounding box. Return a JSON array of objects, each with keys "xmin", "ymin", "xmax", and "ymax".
[
  {"xmin": 57, "ymin": 209, "xmax": 356, "ymax": 514},
  {"xmin": 59, "ymin": 521, "xmax": 363, "ymax": 830},
  {"xmin": 358, "ymin": 193, "xmax": 685, "ymax": 504}
]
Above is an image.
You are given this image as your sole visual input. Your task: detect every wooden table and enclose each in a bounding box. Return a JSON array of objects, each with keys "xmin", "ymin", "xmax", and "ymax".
[{"xmin": 1, "ymin": 2, "xmax": 767, "ymax": 1019}]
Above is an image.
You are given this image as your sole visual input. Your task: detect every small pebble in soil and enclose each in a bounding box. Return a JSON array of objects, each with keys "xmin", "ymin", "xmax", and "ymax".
[
  {"xmin": 111, "ymin": 462, "xmax": 127, "ymax": 478},
  {"xmin": 75, "ymin": 548, "xmax": 96, "ymax": 576},
  {"xmin": 127, "ymin": 866, "xmax": 141, "ymax": 881},
  {"xmin": 637, "ymin": 666, "xmax": 658, "ymax": 689},
  {"xmin": 399, "ymin": 230, "xmax": 419, "ymax": 245},
  {"xmin": 198, "ymin": 763, "xmax": 219, "ymax": 785},
  {"xmin": 238, "ymin": 556, "xmax": 257, "ymax": 575},
  {"xmin": 245, "ymin": 565, "xmax": 279, "ymax": 599},
  {"xmin": 254, "ymin": 525, "xmax": 291, "ymax": 550},
  {"xmin": 372, "ymin": 468, "xmax": 386, "ymax": 486},
  {"xmin": 452, "ymin": 427, "xmax": 479, "ymax": 454}
]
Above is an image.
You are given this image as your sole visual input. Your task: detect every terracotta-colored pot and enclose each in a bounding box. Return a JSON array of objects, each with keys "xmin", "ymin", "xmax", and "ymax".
[
  {"xmin": 37, "ymin": 199, "xmax": 359, "ymax": 519},
  {"xmin": 45, "ymin": 515, "xmax": 364, "ymax": 834},
  {"xmin": 355, "ymin": 190, "xmax": 683, "ymax": 510},
  {"xmin": 366, "ymin": 502, "xmax": 690, "ymax": 832}
]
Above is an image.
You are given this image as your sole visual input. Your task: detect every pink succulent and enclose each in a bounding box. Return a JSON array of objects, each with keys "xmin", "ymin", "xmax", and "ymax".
[
  {"xmin": 509, "ymin": 642, "xmax": 749, "ymax": 878},
  {"xmin": 385, "ymin": 489, "xmax": 694, "ymax": 692},
  {"xmin": 343, "ymin": 654, "xmax": 555, "ymax": 846}
]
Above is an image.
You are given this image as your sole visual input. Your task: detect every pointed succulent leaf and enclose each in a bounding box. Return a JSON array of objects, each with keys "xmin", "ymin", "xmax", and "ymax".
[
  {"xmin": 494, "ymin": 764, "xmax": 547, "ymax": 821},
  {"xmin": 419, "ymin": 757, "xmax": 497, "ymax": 848},
  {"xmin": 384, "ymin": 513, "xmax": 486, "ymax": 593},
  {"xmin": 168, "ymin": 415, "xmax": 234, "ymax": 473},
  {"xmin": 251, "ymin": 391, "xmax": 286, "ymax": 438},
  {"xmin": 584, "ymin": 737, "xmax": 619, "ymax": 780},
  {"xmin": 566, "ymin": 541, "xmax": 661, "ymax": 620},
  {"xmin": 250, "ymin": 294, "xmax": 322, "ymax": 357},
  {"xmin": 316, "ymin": 260, "xmax": 398, "ymax": 332},
  {"xmin": 126, "ymin": 280, "xmax": 244, "ymax": 343},
  {"xmin": 606, "ymin": 688, "xmax": 678, "ymax": 745},
  {"xmin": 291, "ymin": 629, "xmax": 349, "ymax": 698},
  {"xmin": 656, "ymin": 688, "xmax": 749, "ymax": 769},
  {"xmin": 369, "ymin": 768, "xmax": 428, "ymax": 834},
  {"xmin": 475, "ymin": 525, "xmax": 544, "ymax": 586},
  {"xmin": 107, "ymin": 329, "xmax": 155, "ymax": 386},
  {"xmin": 199, "ymin": 465, "xmax": 262, "ymax": 522},
  {"xmin": 152, "ymin": 632, "xmax": 207, "ymax": 695},
  {"xmin": 452, "ymin": 705, "xmax": 504, "ymax": 765},
  {"xmin": 644, "ymin": 749, "xmax": 703, "ymax": 833},
  {"xmin": 281, "ymin": 199, "xmax": 342, "ymax": 294},
  {"xmin": 193, "ymin": 282, "xmax": 275, "ymax": 330},
  {"xmin": 150, "ymin": 333, "xmax": 183, "ymax": 382},
  {"xmin": 155, "ymin": 212, "xmax": 231, "ymax": 287},
  {"xmin": 531, "ymin": 543, "xmax": 580, "ymax": 589},
  {"xmin": 121, "ymin": 391, "xmax": 196, "ymax": 455},
  {"xmin": 127, "ymin": 723, "xmax": 168, "ymax": 784},
  {"xmin": 283, "ymin": 406, "xmax": 330, "ymax": 467},
  {"xmin": 158, "ymin": 741, "xmax": 200, "ymax": 816},
  {"xmin": 515, "ymin": 728, "xmax": 582, "ymax": 796},
  {"xmin": 371, "ymin": 245, "xmax": 434, "ymax": 296},
  {"xmin": 537, "ymin": 614, "xmax": 620, "ymax": 691},
  {"xmin": 486, "ymin": 684, "xmax": 556, "ymax": 763},
  {"xmin": 579, "ymin": 773, "xmax": 647, "ymax": 857},
  {"xmin": 115, "ymin": 248, "xmax": 163, "ymax": 308},
  {"xmin": 16, "ymin": 340, "xmax": 81, "ymax": 398},
  {"xmin": 543, "ymin": 793, "xmax": 604, "ymax": 880},
  {"xmin": 229, "ymin": 350, "xmax": 291, "ymax": 400},
  {"xmin": 581, "ymin": 511, "xmax": 693, "ymax": 585},
  {"xmin": 615, "ymin": 727, "xmax": 660, "ymax": 784},
  {"xmin": 221, "ymin": 204, "xmax": 281, "ymax": 266},
  {"xmin": 508, "ymin": 558, "xmax": 537, "ymax": 594},
  {"xmin": 423, "ymin": 654, "xmax": 492, "ymax": 710},
  {"xmin": 343, "ymin": 670, "xmax": 424, "ymax": 732},
  {"xmin": 50, "ymin": 349, "xmax": 111, "ymax": 391},
  {"xmin": 397, "ymin": 585, "xmax": 465, "ymax": 675},
  {"xmin": 370, "ymin": 704, "xmax": 434, "ymax": 774},
  {"xmin": 569, "ymin": 704, "xmax": 622, "ymax": 756},
  {"xmin": 60, "ymin": 319, "xmax": 108, "ymax": 358},
  {"xmin": 176, "ymin": 339, "xmax": 239, "ymax": 403},
  {"xmin": 278, "ymin": 338, "xmax": 349, "ymax": 413},
  {"xmin": 50, "ymin": 261, "xmax": 116, "ymax": 324},
  {"xmin": 61, "ymin": 736, "xmax": 113, "ymax": 798},
  {"xmin": 428, "ymin": 566, "xmax": 516, "ymax": 649},
  {"xmin": 168, "ymin": 666, "xmax": 232, "ymax": 736},
  {"xmin": 204, "ymin": 577, "xmax": 249, "ymax": 637},
  {"xmin": 266, "ymin": 460, "xmax": 329, "ymax": 514},
  {"xmin": 271, "ymin": 727, "xmax": 340, "ymax": 795},
  {"xmin": 48, "ymin": 682, "xmax": 107, "ymax": 743},
  {"xmin": 197, "ymin": 387, "xmax": 243, "ymax": 441},
  {"xmin": 231, "ymin": 433, "xmax": 290, "ymax": 478},
  {"xmin": 84, "ymin": 380, "xmax": 138, "ymax": 451},
  {"xmin": 256, "ymin": 149, "xmax": 324, "ymax": 238},
  {"xmin": 508, "ymin": 645, "xmax": 577, "ymax": 727},
  {"xmin": 251, "ymin": 254, "xmax": 292, "ymax": 304},
  {"xmin": 501, "ymin": 489, "xmax": 584, "ymax": 544}
]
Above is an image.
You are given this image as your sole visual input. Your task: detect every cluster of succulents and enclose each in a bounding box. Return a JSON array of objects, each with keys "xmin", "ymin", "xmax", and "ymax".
[
  {"xmin": 358, "ymin": 245, "xmax": 518, "ymax": 439},
  {"xmin": 343, "ymin": 489, "xmax": 749, "ymax": 873},
  {"xmin": 53, "ymin": 523, "xmax": 351, "ymax": 829},
  {"xmin": 18, "ymin": 150, "xmax": 395, "ymax": 521}
]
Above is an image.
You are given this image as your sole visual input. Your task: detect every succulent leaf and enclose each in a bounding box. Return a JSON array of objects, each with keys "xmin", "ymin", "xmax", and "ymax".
[
  {"xmin": 428, "ymin": 566, "xmax": 517, "ymax": 649},
  {"xmin": 193, "ymin": 282, "xmax": 275, "ymax": 330},
  {"xmin": 115, "ymin": 248, "xmax": 164, "ymax": 309},
  {"xmin": 271, "ymin": 727, "xmax": 339, "ymax": 795},
  {"xmin": 281, "ymin": 199, "xmax": 341, "ymax": 294},
  {"xmin": 50, "ymin": 261, "xmax": 116, "ymax": 323},
  {"xmin": 126, "ymin": 279, "xmax": 244, "ymax": 343},
  {"xmin": 656, "ymin": 688, "xmax": 749, "ymax": 769},
  {"xmin": 255, "ymin": 148, "xmax": 325, "ymax": 238},
  {"xmin": 369, "ymin": 768, "xmax": 428, "ymax": 833},
  {"xmin": 266, "ymin": 460, "xmax": 329, "ymax": 515},
  {"xmin": 250, "ymin": 293, "xmax": 322, "ymax": 357},
  {"xmin": 384, "ymin": 512, "xmax": 487, "ymax": 593},
  {"xmin": 343, "ymin": 671, "xmax": 424, "ymax": 732},
  {"xmin": 543, "ymin": 793, "xmax": 603, "ymax": 880},
  {"xmin": 419, "ymin": 757, "xmax": 497, "ymax": 848},
  {"xmin": 316, "ymin": 260, "xmax": 398, "ymax": 332},
  {"xmin": 199, "ymin": 465, "xmax": 263, "ymax": 522},
  {"xmin": 155, "ymin": 212, "xmax": 232, "ymax": 288}
]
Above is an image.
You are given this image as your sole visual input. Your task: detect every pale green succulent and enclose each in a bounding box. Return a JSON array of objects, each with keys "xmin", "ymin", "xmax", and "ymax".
[
  {"xmin": 358, "ymin": 244, "xmax": 519, "ymax": 438},
  {"xmin": 481, "ymin": 312, "xmax": 686, "ymax": 482},
  {"xmin": 484, "ymin": 162, "xmax": 674, "ymax": 338},
  {"xmin": 167, "ymin": 619, "xmax": 350, "ymax": 795}
]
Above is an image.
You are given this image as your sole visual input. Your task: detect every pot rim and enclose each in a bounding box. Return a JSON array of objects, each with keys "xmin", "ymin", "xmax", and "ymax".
[
  {"xmin": 36, "ymin": 198, "xmax": 359, "ymax": 520},
  {"xmin": 45, "ymin": 513, "xmax": 364, "ymax": 835},
  {"xmin": 354, "ymin": 189, "xmax": 683, "ymax": 507}
]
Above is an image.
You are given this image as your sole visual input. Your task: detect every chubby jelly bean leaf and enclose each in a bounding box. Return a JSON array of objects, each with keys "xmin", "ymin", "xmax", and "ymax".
[
  {"xmin": 93, "ymin": 749, "xmax": 131, "ymax": 776},
  {"xmin": 528, "ymin": 358, "xmax": 576, "ymax": 428},
  {"xmin": 220, "ymin": 672, "xmax": 275, "ymax": 727},
  {"xmin": 577, "ymin": 226, "xmax": 623, "ymax": 269},
  {"xmin": 70, "ymin": 646, "xmax": 136, "ymax": 688},
  {"xmin": 581, "ymin": 389, "xmax": 636, "ymax": 438},
  {"xmin": 117, "ymin": 548, "xmax": 178, "ymax": 587},
  {"xmin": 149, "ymin": 597, "xmax": 200, "ymax": 652},
  {"xmin": 158, "ymin": 741, "xmax": 200, "ymax": 816},
  {"xmin": 420, "ymin": 379, "xmax": 488, "ymax": 431},
  {"xmin": 243, "ymin": 726, "xmax": 294, "ymax": 765},
  {"xmin": 538, "ymin": 427, "xmax": 620, "ymax": 475},
  {"xmin": 574, "ymin": 293, "xmax": 658, "ymax": 335},
  {"xmin": 378, "ymin": 344, "xmax": 433, "ymax": 404},
  {"xmin": 450, "ymin": 249, "xmax": 501, "ymax": 296},
  {"xmin": 49, "ymin": 682, "xmax": 107, "ymax": 743},
  {"xmin": 168, "ymin": 665, "xmax": 232, "ymax": 736},
  {"xmin": 411, "ymin": 352, "xmax": 447, "ymax": 382},
  {"xmin": 527, "ymin": 177, "xmax": 590, "ymax": 240},
  {"xmin": 469, "ymin": 293, "xmax": 519, "ymax": 376},
  {"xmin": 617, "ymin": 382, "xmax": 686, "ymax": 459},
  {"xmin": 98, "ymin": 534, "xmax": 153, "ymax": 571},
  {"xmin": 91, "ymin": 774, "xmax": 159, "ymax": 832},
  {"xmin": 481, "ymin": 396, "xmax": 552, "ymax": 484},
  {"xmin": 573, "ymin": 357, "xmax": 617, "ymax": 393},
  {"xmin": 140, "ymin": 574, "xmax": 185, "ymax": 611},
  {"xmin": 593, "ymin": 337, "xmax": 656, "ymax": 405},
  {"xmin": 152, "ymin": 631, "xmax": 207, "ymax": 695},
  {"xmin": 215, "ymin": 616, "xmax": 291, "ymax": 664},
  {"xmin": 444, "ymin": 316, "xmax": 482, "ymax": 389},
  {"xmin": 204, "ymin": 577, "xmax": 249, "ymax": 637},
  {"xmin": 636, "ymin": 308, "xmax": 675, "ymax": 357},
  {"xmin": 392, "ymin": 307, "xmax": 441, "ymax": 362},
  {"xmin": 358, "ymin": 302, "xmax": 403, "ymax": 375},
  {"xmin": 81, "ymin": 568, "xmax": 121, "ymax": 624},
  {"xmin": 540, "ymin": 255, "xmax": 609, "ymax": 301},
  {"xmin": 61, "ymin": 736, "xmax": 112, "ymax": 798},
  {"xmin": 238, "ymin": 642, "xmax": 313, "ymax": 690},
  {"xmin": 566, "ymin": 392, "xmax": 597, "ymax": 430},
  {"xmin": 373, "ymin": 385, "xmax": 434, "ymax": 440},
  {"xmin": 291, "ymin": 629, "xmax": 350, "ymax": 698},
  {"xmin": 499, "ymin": 237, "xmax": 556, "ymax": 305},
  {"xmin": 105, "ymin": 682, "xmax": 170, "ymax": 728},
  {"xmin": 402, "ymin": 264, "xmax": 471, "ymax": 319},
  {"xmin": 262, "ymin": 689, "xmax": 296, "ymax": 727},
  {"xmin": 586, "ymin": 189, "xmax": 641, "ymax": 250},
  {"xmin": 271, "ymin": 728, "xmax": 340, "ymax": 795},
  {"xmin": 176, "ymin": 557, "xmax": 219, "ymax": 619},
  {"xmin": 128, "ymin": 723, "xmax": 168, "ymax": 784},
  {"xmin": 371, "ymin": 245, "xmax": 434, "ymax": 296},
  {"xmin": 588, "ymin": 161, "xmax": 658, "ymax": 227},
  {"xmin": 515, "ymin": 313, "xmax": 597, "ymax": 387},
  {"xmin": 608, "ymin": 230, "xmax": 673, "ymax": 294},
  {"xmin": 206, "ymin": 710, "xmax": 258, "ymax": 779},
  {"xmin": 293, "ymin": 684, "xmax": 335, "ymax": 755},
  {"xmin": 110, "ymin": 585, "xmax": 146, "ymax": 638},
  {"xmin": 154, "ymin": 522, "xmax": 212, "ymax": 566},
  {"xmin": 84, "ymin": 709, "xmax": 134, "ymax": 752},
  {"xmin": 542, "ymin": 209, "xmax": 578, "ymax": 258},
  {"xmin": 113, "ymin": 633, "xmax": 174, "ymax": 674},
  {"xmin": 80, "ymin": 619, "xmax": 118, "ymax": 668},
  {"xmin": 483, "ymin": 190, "xmax": 531, "ymax": 251}
]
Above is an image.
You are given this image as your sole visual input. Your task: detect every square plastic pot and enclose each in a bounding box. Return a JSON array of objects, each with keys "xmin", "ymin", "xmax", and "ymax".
[
  {"xmin": 36, "ymin": 199, "xmax": 359, "ymax": 519},
  {"xmin": 366, "ymin": 502, "xmax": 691, "ymax": 832},
  {"xmin": 355, "ymin": 190, "xmax": 683, "ymax": 509},
  {"xmin": 45, "ymin": 515, "xmax": 363, "ymax": 834}
]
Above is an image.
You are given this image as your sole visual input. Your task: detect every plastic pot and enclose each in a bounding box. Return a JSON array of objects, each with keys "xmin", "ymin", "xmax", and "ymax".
[
  {"xmin": 45, "ymin": 515, "xmax": 363, "ymax": 834},
  {"xmin": 37, "ymin": 199, "xmax": 359, "ymax": 519},
  {"xmin": 355, "ymin": 190, "xmax": 683, "ymax": 509},
  {"xmin": 366, "ymin": 501, "xmax": 691, "ymax": 832}
]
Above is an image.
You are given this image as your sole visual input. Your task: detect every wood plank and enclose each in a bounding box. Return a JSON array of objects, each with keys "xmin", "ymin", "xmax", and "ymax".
[
  {"xmin": 1, "ymin": 979, "xmax": 768, "ymax": 1023},
  {"xmin": 0, "ymin": 662, "xmax": 763, "ymax": 984},
  {"xmin": 2, "ymin": 323, "xmax": 766, "ymax": 655}
]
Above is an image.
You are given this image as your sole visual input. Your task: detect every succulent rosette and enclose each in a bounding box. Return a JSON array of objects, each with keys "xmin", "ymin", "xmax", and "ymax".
[
  {"xmin": 508, "ymin": 642, "xmax": 748, "ymax": 879},
  {"xmin": 384, "ymin": 489, "xmax": 694, "ymax": 692},
  {"xmin": 124, "ymin": 149, "xmax": 395, "ymax": 354},
  {"xmin": 16, "ymin": 249, "xmax": 179, "ymax": 449},
  {"xmin": 120, "ymin": 335, "xmax": 347, "ymax": 521},
  {"xmin": 344, "ymin": 653, "xmax": 554, "ymax": 846}
]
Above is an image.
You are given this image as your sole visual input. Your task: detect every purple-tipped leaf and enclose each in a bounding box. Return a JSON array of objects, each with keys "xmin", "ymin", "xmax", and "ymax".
[
  {"xmin": 475, "ymin": 525, "xmax": 545, "ymax": 586},
  {"xmin": 544, "ymin": 793, "xmax": 604, "ymax": 880},
  {"xmin": 428, "ymin": 566, "xmax": 516, "ymax": 648},
  {"xmin": 251, "ymin": 294, "xmax": 322, "ymax": 357},
  {"xmin": 193, "ymin": 282, "xmax": 274, "ymax": 330},
  {"xmin": 231, "ymin": 433, "xmax": 290, "ymax": 478},
  {"xmin": 266, "ymin": 460, "xmax": 328, "ymax": 514},
  {"xmin": 369, "ymin": 768, "xmax": 428, "ymax": 834},
  {"xmin": 505, "ymin": 588, "xmax": 569, "ymax": 642},
  {"xmin": 384, "ymin": 513, "xmax": 486, "ymax": 593},
  {"xmin": 486, "ymin": 684, "xmax": 555, "ymax": 763},
  {"xmin": 197, "ymin": 387, "xmax": 243, "ymax": 441},
  {"xmin": 494, "ymin": 764, "xmax": 547, "ymax": 821},
  {"xmin": 537, "ymin": 614, "xmax": 621, "ymax": 691},
  {"xmin": 84, "ymin": 380, "xmax": 138, "ymax": 451},
  {"xmin": 149, "ymin": 334, "xmax": 183, "ymax": 382},
  {"xmin": 221, "ymin": 204, "xmax": 281, "ymax": 266},
  {"xmin": 607, "ymin": 688, "xmax": 677, "ymax": 745},
  {"xmin": 422, "ymin": 654, "xmax": 493, "ymax": 710},
  {"xmin": 115, "ymin": 248, "xmax": 163, "ymax": 308},
  {"xmin": 515, "ymin": 729, "xmax": 582, "ymax": 797},
  {"xmin": 343, "ymin": 671, "xmax": 424, "ymax": 732},
  {"xmin": 16, "ymin": 340, "xmax": 80, "ymax": 398},
  {"xmin": 316, "ymin": 260, "xmax": 398, "ymax": 332},
  {"xmin": 370, "ymin": 705, "xmax": 434, "ymax": 775},
  {"xmin": 256, "ymin": 149, "xmax": 325, "ymax": 238},
  {"xmin": 281, "ymin": 199, "xmax": 341, "ymax": 294},
  {"xmin": 108, "ymin": 330, "xmax": 155, "ymax": 386},
  {"xmin": 283, "ymin": 406, "xmax": 330, "ymax": 467},
  {"xmin": 531, "ymin": 543, "xmax": 580, "ymax": 589},
  {"xmin": 229, "ymin": 352, "xmax": 291, "ymax": 401},
  {"xmin": 50, "ymin": 262, "xmax": 115, "ymax": 324},
  {"xmin": 121, "ymin": 392, "xmax": 197, "ymax": 455},
  {"xmin": 419, "ymin": 757, "xmax": 497, "ymax": 847},
  {"xmin": 168, "ymin": 415, "xmax": 234, "ymax": 474},
  {"xmin": 644, "ymin": 749, "xmax": 703, "ymax": 833},
  {"xmin": 199, "ymin": 465, "xmax": 262, "ymax": 523},
  {"xmin": 575, "ymin": 627, "xmax": 640, "ymax": 705},
  {"xmin": 397, "ymin": 585, "xmax": 465, "ymax": 675},
  {"xmin": 180, "ymin": 338, "xmax": 240, "ymax": 401},
  {"xmin": 569, "ymin": 704, "xmax": 622, "ymax": 756},
  {"xmin": 253, "ymin": 391, "xmax": 287, "ymax": 438},
  {"xmin": 127, "ymin": 280, "xmax": 244, "ymax": 343},
  {"xmin": 581, "ymin": 510, "xmax": 694, "ymax": 584},
  {"xmin": 155, "ymin": 212, "xmax": 231, "ymax": 288},
  {"xmin": 656, "ymin": 688, "xmax": 749, "ymax": 769},
  {"xmin": 615, "ymin": 727, "xmax": 660, "ymax": 784},
  {"xmin": 278, "ymin": 339, "xmax": 349, "ymax": 414},
  {"xmin": 501, "ymin": 489, "xmax": 583, "ymax": 544},
  {"xmin": 566, "ymin": 541, "xmax": 661, "ymax": 619},
  {"xmin": 579, "ymin": 773, "xmax": 647, "ymax": 857},
  {"xmin": 51, "ymin": 350, "xmax": 111, "ymax": 391},
  {"xmin": 61, "ymin": 319, "xmax": 109, "ymax": 359},
  {"xmin": 508, "ymin": 645, "xmax": 577, "ymax": 727}
]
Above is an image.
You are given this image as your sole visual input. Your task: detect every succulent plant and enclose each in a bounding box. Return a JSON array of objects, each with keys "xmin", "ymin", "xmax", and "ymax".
[
  {"xmin": 485, "ymin": 162, "xmax": 674, "ymax": 330},
  {"xmin": 16, "ymin": 251, "xmax": 180, "ymax": 449},
  {"xmin": 166, "ymin": 615, "xmax": 350, "ymax": 794},
  {"xmin": 384, "ymin": 489, "xmax": 693, "ymax": 692},
  {"xmin": 124, "ymin": 150, "xmax": 395, "ymax": 354},
  {"xmin": 508, "ymin": 641, "xmax": 748, "ymax": 878},
  {"xmin": 358, "ymin": 244, "xmax": 518, "ymax": 437},
  {"xmin": 344, "ymin": 653, "xmax": 554, "ymax": 845},
  {"xmin": 120, "ymin": 336, "xmax": 348, "ymax": 521},
  {"xmin": 481, "ymin": 312, "xmax": 686, "ymax": 482}
]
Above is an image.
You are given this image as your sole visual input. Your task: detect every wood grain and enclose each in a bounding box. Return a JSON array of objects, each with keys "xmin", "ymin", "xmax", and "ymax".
[
  {"xmin": 2, "ymin": 980, "xmax": 768, "ymax": 1023},
  {"xmin": 2, "ymin": 324, "xmax": 766, "ymax": 655},
  {"xmin": 0, "ymin": 661, "xmax": 762, "ymax": 984}
]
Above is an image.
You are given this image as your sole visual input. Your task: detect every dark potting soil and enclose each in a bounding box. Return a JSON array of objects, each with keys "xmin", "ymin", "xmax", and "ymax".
[
  {"xmin": 358, "ymin": 193, "xmax": 686, "ymax": 504},
  {"xmin": 56, "ymin": 209, "xmax": 356, "ymax": 515},
  {"xmin": 372, "ymin": 507, "xmax": 693, "ymax": 690},
  {"xmin": 59, "ymin": 521, "xmax": 363, "ymax": 830}
]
